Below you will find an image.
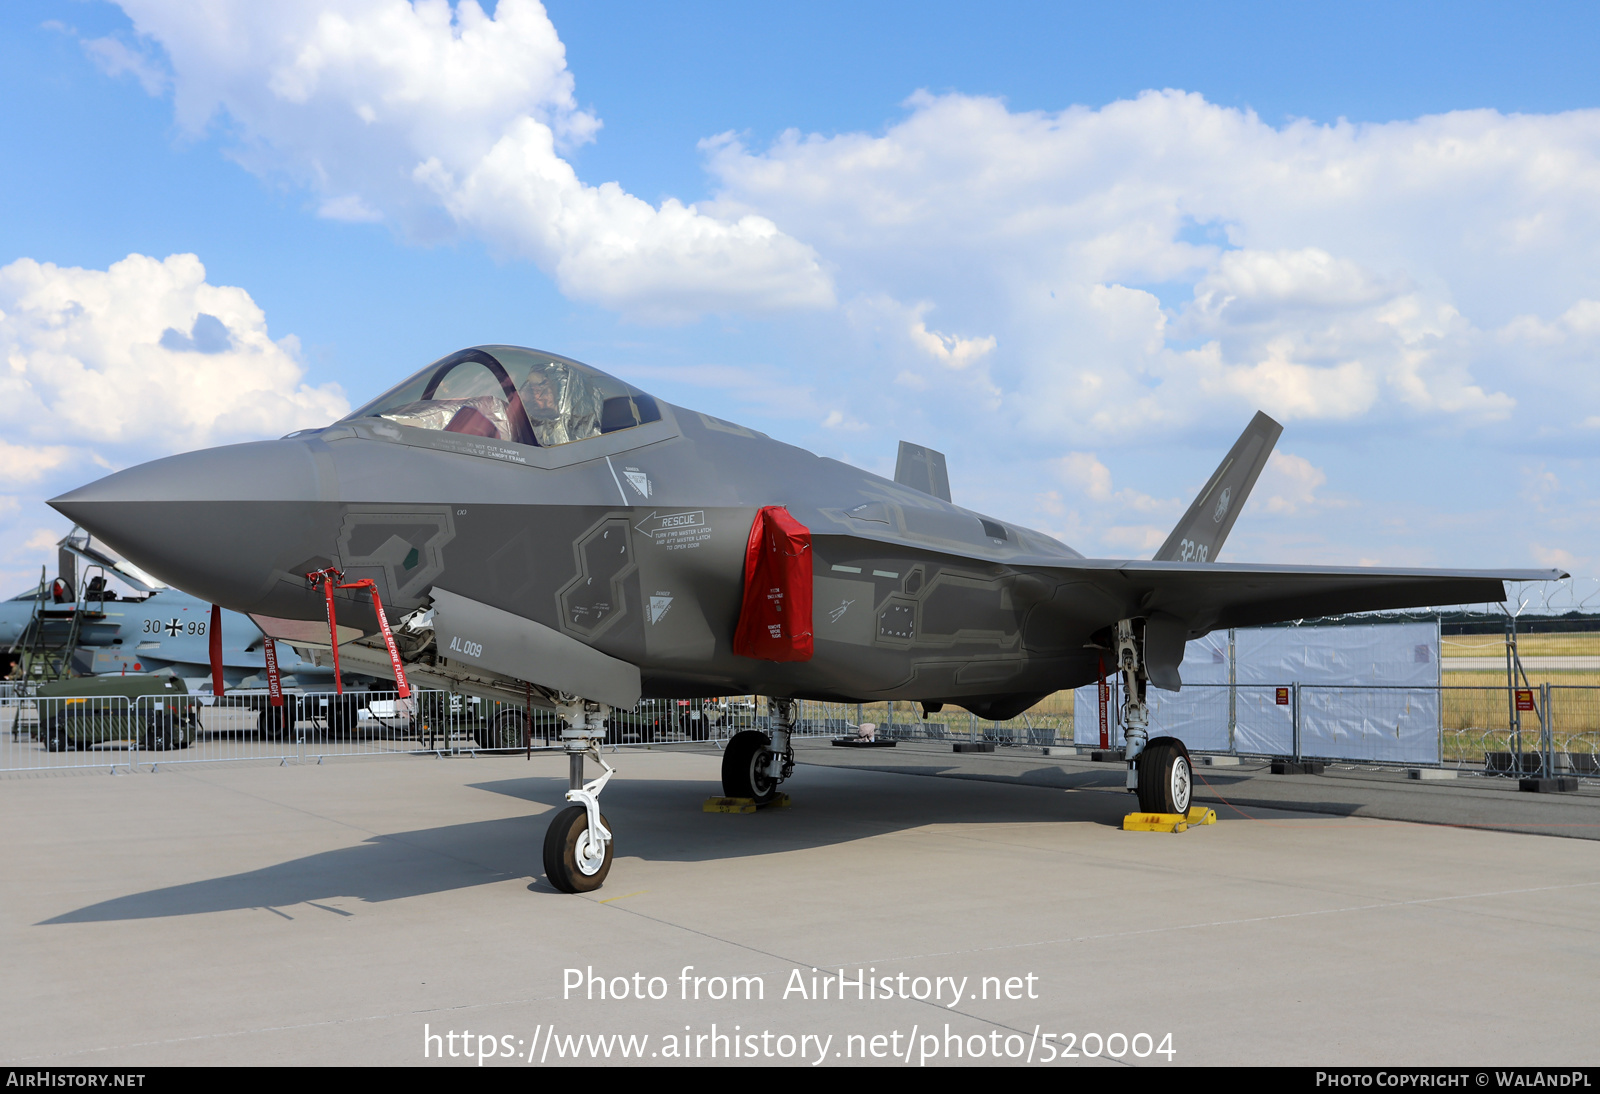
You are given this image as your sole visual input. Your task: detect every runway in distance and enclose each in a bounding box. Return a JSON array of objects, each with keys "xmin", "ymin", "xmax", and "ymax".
[{"xmin": 49, "ymin": 344, "xmax": 1562, "ymax": 891}]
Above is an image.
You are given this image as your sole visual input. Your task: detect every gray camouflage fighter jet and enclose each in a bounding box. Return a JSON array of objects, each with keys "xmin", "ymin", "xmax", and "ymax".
[
  {"xmin": 49, "ymin": 345, "xmax": 1561, "ymax": 892},
  {"xmin": 0, "ymin": 530, "xmax": 335, "ymax": 688}
]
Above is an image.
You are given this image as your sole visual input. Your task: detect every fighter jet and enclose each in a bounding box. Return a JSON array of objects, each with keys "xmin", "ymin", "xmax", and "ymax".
[
  {"xmin": 49, "ymin": 344, "xmax": 1561, "ymax": 892},
  {"xmin": 1, "ymin": 531, "xmax": 335, "ymax": 690}
]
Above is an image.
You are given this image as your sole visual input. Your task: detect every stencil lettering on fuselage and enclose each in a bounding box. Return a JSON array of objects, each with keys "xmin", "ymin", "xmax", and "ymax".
[
  {"xmin": 634, "ymin": 509, "xmax": 712, "ymax": 552},
  {"xmin": 557, "ymin": 518, "xmax": 635, "ymax": 639},
  {"xmin": 633, "ymin": 523, "xmax": 718, "ymax": 661},
  {"xmin": 623, "ymin": 467, "xmax": 652, "ymax": 499}
]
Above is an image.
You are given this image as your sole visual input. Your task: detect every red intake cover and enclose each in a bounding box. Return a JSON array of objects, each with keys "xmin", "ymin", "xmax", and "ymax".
[{"xmin": 733, "ymin": 506, "xmax": 814, "ymax": 662}]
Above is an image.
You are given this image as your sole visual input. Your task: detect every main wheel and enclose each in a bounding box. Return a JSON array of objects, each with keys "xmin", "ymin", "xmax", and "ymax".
[
  {"xmin": 721, "ymin": 729, "xmax": 778, "ymax": 804},
  {"xmin": 261, "ymin": 702, "xmax": 290, "ymax": 742},
  {"xmin": 43, "ymin": 717, "xmax": 68, "ymax": 753},
  {"xmin": 1136, "ymin": 737, "xmax": 1193, "ymax": 815},
  {"xmin": 542, "ymin": 804, "xmax": 613, "ymax": 893},
  {"xmin": 478, "ymin": 709, "xmax": 527, "ymax": 750},
  {"xmin": 141, "ymin": 712, "xmax": 171, "ymax": 752}
]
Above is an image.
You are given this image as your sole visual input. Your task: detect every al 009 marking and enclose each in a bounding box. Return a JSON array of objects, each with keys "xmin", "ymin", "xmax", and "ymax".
[
  {"xmin": 448, "ymin": 636, "xmax": 483, "ymax": 658},
  {"xmin": 1177, "ymin": 538, "xmax": 1209, "ymax": 563},
  {"xmin": 1040, "ymin": 1032, "xmax": 1173, "ymax": 1062}
]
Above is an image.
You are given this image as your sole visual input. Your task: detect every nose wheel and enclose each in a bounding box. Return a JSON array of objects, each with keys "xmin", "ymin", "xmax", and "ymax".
[
  {"xmin": 543, "ymin": 804, "xmax": 613, "ymax": 892},
  {"xmin": 543, "ymin": 699, "xmax": 616, "ymax": 894}
]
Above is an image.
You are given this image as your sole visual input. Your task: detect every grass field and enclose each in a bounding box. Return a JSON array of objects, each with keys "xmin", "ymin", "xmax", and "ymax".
[
  {"xmin": 809, "ymin": 630, "xmax": 1600, "ymax": 765},
  {"xmin": 1442, "ymin": 632, "xmax": 1600, "ymax": 658}
]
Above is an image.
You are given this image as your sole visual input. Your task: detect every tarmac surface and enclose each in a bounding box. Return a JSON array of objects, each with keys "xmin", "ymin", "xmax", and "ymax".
[{"xmin": 4, "ymin": 741, "xmax": 1599, "ymax": 1067}]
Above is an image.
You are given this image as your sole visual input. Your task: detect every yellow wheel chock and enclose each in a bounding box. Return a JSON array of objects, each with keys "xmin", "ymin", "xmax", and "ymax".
[
  {"xmin": 1122, "ymin": 806, "xmax": 1217, "ymax": 832},
  {"xmin": 703, "ymin": 793, "xmax": 791, "ymax": 814}
]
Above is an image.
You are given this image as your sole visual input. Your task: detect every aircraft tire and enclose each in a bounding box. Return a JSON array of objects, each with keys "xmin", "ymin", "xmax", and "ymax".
[
  {"xmin": 147, "ymin": 708, "xmax": 180, "ymax": 752},
  {"xmin": 43, "ymin": 717, "xmax": 67, "ymax": 753},
  {"xmin": 261, "ymin": 703, "xmax": 288, "ymax": 742},
  {"xmin": 487, "ymin": 709, "xmax": 527, "ymax": 749},
  {"xmin": 721, "ymin": 730, "xmax": 778, "ymax": 804},
  {"xmin": 542, "ymin": 805, "xmax": 613, "ymax": 893},
  {"xmin": 1136, "ymin": 737, "xmax": 1193, "ymax": 815}
]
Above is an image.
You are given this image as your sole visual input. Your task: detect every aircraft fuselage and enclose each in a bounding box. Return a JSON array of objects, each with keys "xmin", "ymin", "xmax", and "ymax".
[{"xmin": 55, "ymin": 400, "xmax": 1104, "ymax": 717}]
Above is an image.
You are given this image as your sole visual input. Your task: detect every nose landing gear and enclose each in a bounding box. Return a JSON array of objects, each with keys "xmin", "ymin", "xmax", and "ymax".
[
  {"xmin": 542, "ymin": 699, "xmax": 616, "ymax": 894},
  {"xmin": 543, "ymin": 803, "xmax": 613, "ymax": 893}
]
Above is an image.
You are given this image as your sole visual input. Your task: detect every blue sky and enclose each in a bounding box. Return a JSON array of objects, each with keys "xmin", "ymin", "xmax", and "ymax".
[{"xmin": 3, "ymin": 1, "xmax": 1599, "ymax": 610}]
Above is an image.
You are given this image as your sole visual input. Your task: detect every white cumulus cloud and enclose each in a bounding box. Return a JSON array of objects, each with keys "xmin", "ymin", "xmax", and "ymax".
[
  {"xmin": 1255, "ymin": 451, "xmax": 1331, "ymax": 515},
  {"xmin": 0, "ymin": 253, "xmax": 347, "ymax": 455},
  {"xmin": 108, "ymin": 0, "xmax": 833, "ymax": 322},
  {"xmin": 705, "ymin": 89, "xmax": 1600, "ymax": 441}
]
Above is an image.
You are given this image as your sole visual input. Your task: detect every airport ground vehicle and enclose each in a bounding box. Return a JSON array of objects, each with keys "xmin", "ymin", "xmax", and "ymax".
[{"xmin": 35, "ymin": 674, "xmax": 198, "ymax": 752}]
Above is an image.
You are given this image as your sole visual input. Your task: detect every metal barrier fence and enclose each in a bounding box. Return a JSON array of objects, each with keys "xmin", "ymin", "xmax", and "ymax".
[
  {"xmin": 3, "ymin": 685, "xmax": 1597, "ymax": 779},
  {"xmin": 1064, "ymin": 681, "xmax": 1600, "ymax": 778},
  {"xmin": 0, "ymin": 690, "xmax": 867, "ymax": 773}
]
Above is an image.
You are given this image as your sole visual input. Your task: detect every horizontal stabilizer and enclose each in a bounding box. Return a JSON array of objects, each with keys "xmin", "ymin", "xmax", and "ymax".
[
  {"xmin": 895, "ymin": 441, "xmax": 952, "ymax": 503},
  {"xmin": 1153, "ymin": 411, "xmax": 1282, "ymax": 564}
]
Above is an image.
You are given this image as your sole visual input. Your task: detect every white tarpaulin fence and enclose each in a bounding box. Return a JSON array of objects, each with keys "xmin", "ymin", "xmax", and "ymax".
[{"xmin": 1074, "ymin": 621, "xmax": 1442, "ymax": 763}]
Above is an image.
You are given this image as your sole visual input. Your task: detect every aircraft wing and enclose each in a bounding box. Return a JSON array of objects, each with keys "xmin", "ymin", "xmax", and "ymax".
[
  {"xmin": 1035, "ymin": 559, "xmax": 1564, "ymax": 690},
  {"xmin": 1052, "ymin": 559, "xmax": 1563, "ymax": 630}
]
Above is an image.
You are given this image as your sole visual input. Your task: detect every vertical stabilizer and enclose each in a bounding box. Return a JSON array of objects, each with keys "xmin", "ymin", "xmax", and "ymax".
[
  {"xmin": 895, "ymin": 441, "xmax": 952, "ymax": 503},
  {"xmin": 1153, "ymin": 411, "xmax": 1282, "ymax": 563}
]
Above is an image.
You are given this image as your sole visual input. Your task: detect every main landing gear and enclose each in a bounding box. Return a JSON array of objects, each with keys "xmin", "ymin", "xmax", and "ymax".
[
  {"xmin": 721, "ymin": 697, "xmax": 795, "ymax": 805},
  {"xmin": 543, "ymin": 699, "xmax": 616, "ymax": 893},
  {"xmin": 1114, "ymin": 619, "xmax": 1193, "ymax": 815}
]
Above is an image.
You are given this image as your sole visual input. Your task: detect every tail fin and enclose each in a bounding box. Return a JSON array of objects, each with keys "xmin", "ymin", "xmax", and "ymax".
[
  {"xmin": 894, "ymin": 441, "xmax": 952, "ymax": 502},
  {"xmin": 1152, "ymin": 411, "xmax": 1282, "ymax": 563}
]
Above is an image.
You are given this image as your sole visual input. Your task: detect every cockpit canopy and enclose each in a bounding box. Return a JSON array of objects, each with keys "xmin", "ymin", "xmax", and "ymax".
[{"xmin": 344, "ymin": 346, "xmax": 661, "ymax": 448}]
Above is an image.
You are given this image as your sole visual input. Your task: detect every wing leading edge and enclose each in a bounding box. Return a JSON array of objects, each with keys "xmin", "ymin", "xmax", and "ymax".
[
  {"xmin": 1051, "ymin": 559, "xmax": 1562, "ymax": 631},
  {"xmin": 1032, "ymin": 559, "xmax": 1565, "ymax": 690}
]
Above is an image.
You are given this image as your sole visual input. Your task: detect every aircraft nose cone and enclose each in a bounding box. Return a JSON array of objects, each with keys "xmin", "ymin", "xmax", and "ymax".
[{"xmin": 50, "ymin": 440, "xmax": 332, "ymax": 613}]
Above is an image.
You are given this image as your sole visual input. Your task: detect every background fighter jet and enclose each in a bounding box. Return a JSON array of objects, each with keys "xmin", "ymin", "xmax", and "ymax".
[
  {"xmin": 0, "ymin": 530, "xmax": 334, "ymax": 690},
  {"xmin": 49, "ymin": 344, "xmax": 1561, "ymax": 892}
]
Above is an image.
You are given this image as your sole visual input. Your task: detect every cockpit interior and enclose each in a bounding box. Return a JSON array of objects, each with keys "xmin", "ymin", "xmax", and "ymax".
[{"xmin": 346, "ymin": 346, "xmax": 661, "ymax": 448}]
